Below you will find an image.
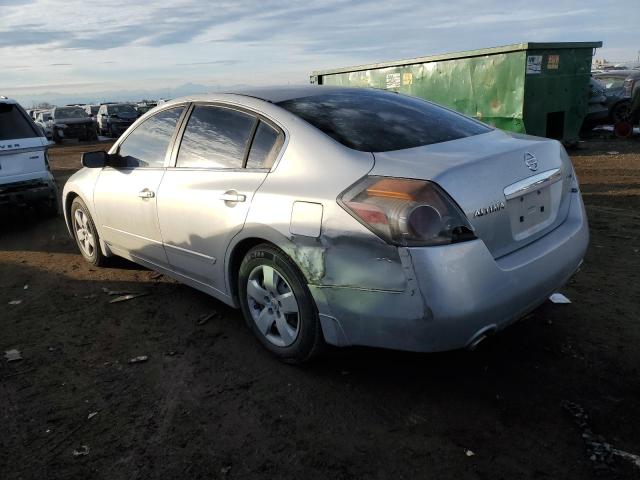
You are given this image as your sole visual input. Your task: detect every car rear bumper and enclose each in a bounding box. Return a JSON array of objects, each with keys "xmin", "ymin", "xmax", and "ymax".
[
  {"xmin": 311, "ymin": 192, "xmax": 589, "ymax": 352},
  {"xmin": 0, "ymin": 172, "xmax": 58, "ymax": 207}
]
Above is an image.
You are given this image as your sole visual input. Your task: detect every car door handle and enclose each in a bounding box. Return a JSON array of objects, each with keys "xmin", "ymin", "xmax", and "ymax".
[
  {"xmin": 138, "ymin": 189, "xmax": 155, "ymax": 199},
  {"xmin": 219, "ymin": 192, "xmax": 246, "ymax": 202}
]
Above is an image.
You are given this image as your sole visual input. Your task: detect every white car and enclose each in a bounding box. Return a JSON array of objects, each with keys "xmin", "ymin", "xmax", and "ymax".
[
  {"xmin": 0, "ymin": 97, "xmax": 58, "ymax": 215},
  {"xmin": 35, "ymin": 110, "xmax": 53, "ymax": 139},
  {"xmin": 62, "ymin": 87, "xmax": 587, "ymax": 362}
]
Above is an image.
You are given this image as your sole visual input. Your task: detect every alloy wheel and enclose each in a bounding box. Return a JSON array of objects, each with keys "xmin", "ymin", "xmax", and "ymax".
[
  {"xmin": 74, "ymin": 208, "xmax": 96, "ymax": 258},
  {"xmin": 246, "ymin": 264, "xmax": 300, "ymax": 347}
]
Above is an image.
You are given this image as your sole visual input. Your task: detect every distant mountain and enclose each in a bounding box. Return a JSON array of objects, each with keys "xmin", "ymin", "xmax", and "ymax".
[{"xmin": 11, "ymin": 82, "xmax": 253, "ymax": 107}]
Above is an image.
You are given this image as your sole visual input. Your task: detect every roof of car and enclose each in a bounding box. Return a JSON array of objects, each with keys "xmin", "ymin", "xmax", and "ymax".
[
  {"xmin": 224, "ymin": 85, "xmax": 363, "ymax": 103},
  {"xmin": 594, "ymin": 70, "xmax": 640, "ymax": 77}
]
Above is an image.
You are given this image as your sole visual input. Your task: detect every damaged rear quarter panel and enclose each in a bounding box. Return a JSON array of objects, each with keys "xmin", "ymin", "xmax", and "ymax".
[{"xmin": 243, "ymin": 116, "xmax": 408, "ymax": 292}]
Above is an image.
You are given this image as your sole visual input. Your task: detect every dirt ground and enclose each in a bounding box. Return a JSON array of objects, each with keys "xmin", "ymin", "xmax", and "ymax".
[{"xmin": 1, "ymin": 134, "xmax": 639, "ymax": 480}]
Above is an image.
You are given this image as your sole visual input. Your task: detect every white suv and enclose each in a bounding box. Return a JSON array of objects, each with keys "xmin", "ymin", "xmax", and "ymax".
[{"xmin": 0, "ymin": 96, "xmax": 58, "ymax": 215}]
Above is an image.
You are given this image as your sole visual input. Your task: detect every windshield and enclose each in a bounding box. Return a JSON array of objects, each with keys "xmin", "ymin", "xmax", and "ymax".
[
  {"xmin": 276, "ymin": 89, "xmax": 491, "ymax": 152},
  {"xmin": 55, "ymin": 107, "xmax": 88, "ymax": 119},
  {"xmin": 108, "ymin": 104, "xmax": 137, "ymax": 114},
  {"xmin": 596, "ymin": 76, "xmax": 627, "ymax": 90}
]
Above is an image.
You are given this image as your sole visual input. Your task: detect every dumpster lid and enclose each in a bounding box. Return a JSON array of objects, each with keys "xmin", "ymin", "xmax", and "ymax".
[{"xmin": 312, "ymin": 41, "xmax": 603, "ymax": 77}]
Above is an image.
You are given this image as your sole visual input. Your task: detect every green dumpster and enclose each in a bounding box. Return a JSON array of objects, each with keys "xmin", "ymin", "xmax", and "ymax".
[{"xmin": 311, "ymin": 42, "xmax": 602, "ymax": 143}]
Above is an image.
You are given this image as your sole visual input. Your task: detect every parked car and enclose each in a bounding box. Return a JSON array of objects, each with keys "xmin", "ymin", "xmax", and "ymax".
[
  {"xmin": 581, "ymin": 77, "xmax": 611, "ymax": 131},
  {"xmin": 0, "ymin": 96, "xmax": 58, "ymax": 215},
  {"xmin": 135, "ymin": 102, "xmax": 157, "ymax": 116},
  {"xmin": 96, "ymin": 103, "xmax": 138, "ymax": 137},
  {"xmin": 35, "ymin": 110, "xmax": 53, "ymax": 139},
  {"xmin": 63, "ymin": 86, "xmax": 588, "ymax": 362},
  {"xmin": 593, "ymin": 70, "xmax": 640, "ymax": 123},
  {"xmin": 50, "ymin": 106, "xmax": 97, "ymax": 143},
  {"xmin": 84, "ymin": 104, "xmax": 100, "ymax": 119}
]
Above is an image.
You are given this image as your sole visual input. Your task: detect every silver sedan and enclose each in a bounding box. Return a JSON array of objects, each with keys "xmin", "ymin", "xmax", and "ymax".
[{"xmin": 63, "ymin": 86, "xmax": 589, "ymax": 362}]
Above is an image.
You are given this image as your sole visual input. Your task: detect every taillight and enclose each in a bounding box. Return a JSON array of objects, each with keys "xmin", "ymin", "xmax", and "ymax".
[
  {"xmin": 623, "ymin": 79, "xmax": 634, "ymax": 97},
  {"xmin": 339, "ymin": 176, "xmax": 476, "ymax": 247}
]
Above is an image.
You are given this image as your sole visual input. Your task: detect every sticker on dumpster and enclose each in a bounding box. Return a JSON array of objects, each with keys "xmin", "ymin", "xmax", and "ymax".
[
  {"xmin": 386, "ymin": 73, "xmax": 401, "ymax": 88},
  {"xmin": 402, "ymin": 72, "xmax": 413, "ymax": 86},
  {"xmin": 547, "ymin": 55, "xmax": 560, "ymax": 70},
  {"xmin": 526, "ymin": 55, "xmax": 543, "ymax": 74}
]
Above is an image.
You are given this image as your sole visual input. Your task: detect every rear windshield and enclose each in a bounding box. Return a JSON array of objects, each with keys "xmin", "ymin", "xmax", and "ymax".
[
  {"xmin": 0, "ymin": 103, "xmax": 40, "ymax": 141},
  {"xmin": 276, "ymin": 89, "xmax": 491, "ymax": 152}
]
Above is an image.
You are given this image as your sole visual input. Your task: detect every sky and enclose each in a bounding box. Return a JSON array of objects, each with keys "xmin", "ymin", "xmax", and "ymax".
[{"xmin": 1, "ymin": 0, "xmax": 638, "ymax": 106}]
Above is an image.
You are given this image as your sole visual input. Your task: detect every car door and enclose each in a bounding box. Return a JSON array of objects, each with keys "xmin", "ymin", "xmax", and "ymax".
[
  {"xmin": 93, "ymin": 105, "xmax": 186, "ymax": 268},
  {"xmin": 157, "ymin": 103, "xmax": 284, "ymax": 295}
]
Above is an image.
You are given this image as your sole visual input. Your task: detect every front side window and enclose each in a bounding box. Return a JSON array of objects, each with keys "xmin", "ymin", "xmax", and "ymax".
[
  {"xmin": 117, "ymin": 106, "xmax": 184, "ymax": 168},
  {"xmin": 246, "ymin": 121, "xmax": 282, "ymax": 169},
  {"xmin": 276, "ymin": 89, "xmax": 491, "ymax": 152},
  {"xmin": 0, "ymin": 103, "xmax": 39, "ymax": 140},
  {"xmin": 177, "ymin": 105, "xmax": 256, "ymax": 169}
]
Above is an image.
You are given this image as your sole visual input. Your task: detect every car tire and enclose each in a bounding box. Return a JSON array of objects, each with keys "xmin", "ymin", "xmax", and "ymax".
[
  {"xmin": 611, "ymin": 101, "xmax": 631, "ymax": 123},
  {"xmin": 238, "ymin": 243, "xmax": 324, "ymax": 363},
  {"xmin": 70, "ymin": 197, "xmax": 106, "ymax": 267}
]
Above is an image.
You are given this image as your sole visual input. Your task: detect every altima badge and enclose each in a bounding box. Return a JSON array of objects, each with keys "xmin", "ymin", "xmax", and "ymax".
[
  {"xmin": 474, "ymin": 201, "xmax": 506, "ymax": 217},
  {"xmin": 524, "ymin": 152, "xmax": 538, "ymax": 171}
]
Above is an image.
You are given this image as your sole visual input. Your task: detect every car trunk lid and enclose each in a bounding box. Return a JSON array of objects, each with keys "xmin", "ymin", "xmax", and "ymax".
[{"xmin": 371, "ymin": 129, "xmax": 574, "ymax": 258}]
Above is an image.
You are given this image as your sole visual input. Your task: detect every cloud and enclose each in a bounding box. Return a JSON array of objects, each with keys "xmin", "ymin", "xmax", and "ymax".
[
  {"xmin": 1, "ymin": 0, "xmax": 638, "ymax": 103},
  {"xmin": 175, "ymin": 60, "xmax": 241, "ymax": 66},
  {"xmin": 0, "ymin": 25, "xmax": 67, "ymax": 47}
]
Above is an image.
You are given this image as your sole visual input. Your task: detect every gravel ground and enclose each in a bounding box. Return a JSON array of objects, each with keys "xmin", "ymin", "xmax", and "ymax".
[{"xmin": 1, "ymin": 135, "xmax": 639, "ymax": 480}]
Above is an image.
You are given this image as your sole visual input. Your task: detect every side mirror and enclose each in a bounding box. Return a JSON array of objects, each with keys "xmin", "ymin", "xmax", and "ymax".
[{"xmin": 81, "ymin": 150, "xmax": 109, "ymax": 168}]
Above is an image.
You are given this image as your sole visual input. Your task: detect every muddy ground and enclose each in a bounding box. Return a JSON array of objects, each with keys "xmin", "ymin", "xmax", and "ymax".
[{"xmin": 1, "ymin": 135, "xmax": 639, "ymax": 480}]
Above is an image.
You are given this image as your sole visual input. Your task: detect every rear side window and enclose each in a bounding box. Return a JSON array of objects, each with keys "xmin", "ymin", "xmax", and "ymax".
[
  {"xmin": 246, "ymin": 121, "xmax": 283, "ymax": 169},
  {"xmin": 276, "ymin": 89, "xmax": 491, "ymax": 152},
  {"xmin": 117, "ymin": 106, "xmax": 184, "ymax": 168},
  {"xmin": 0, "ymin": 103, "xmax": 39, "ymax": 141},
  {"xmin": 177, "ymin": 105, "xmax": 256, "ymax": 169}
]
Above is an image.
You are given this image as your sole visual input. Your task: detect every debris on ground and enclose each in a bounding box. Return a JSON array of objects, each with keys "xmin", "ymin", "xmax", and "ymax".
[
  {"xmin": 149, "ymin": 272, "xmax": 163, "ymax": 280},
  {"xmin": 606, "ymin": 151, "xmax": 620, "ymax": 155},
  {"xmin": 23, "ymin": 285, "xmax": 29, "ymax": 290},
  {"xmin": 101, "ymin": 287, "xmax": 137, "ymax": 296},
  {"xmin": 465, "ymin": 449, "xmax": 475, "ymax": 457},
  {"xmin": 4, "ymin": 349, "xmax": 23, "ymax": 362},
  {"xmin": 563, "ymin": 400, "xmax": 640, "ymax": 473},
  {"xmin": 128, "ymin": 355, "xmax": 148, "ymax": 364},
  {"xmin": 221, "ymin": 465, "xmax": 232, "ymax": 475},
  {"xmin": 549, "ymin": 293, "xmax": 571, "ymax": 304},
  {"xmin": 8, "ymin": 299, "xmax": 22, "ymax": 305},
  {"xmin": 87, "ymin": 412, "xmax": 98, "ymax": 420},
  {"xmin": 197, "ymin": 312, "xmax": 218, "ymax": 325},
  {"xmin": 109, "ymin": 293, "xmax": 148, "ymax": 304},
  {"xmin": 72, "ymin": 445, "xmax": 89, "ymax": 457}
]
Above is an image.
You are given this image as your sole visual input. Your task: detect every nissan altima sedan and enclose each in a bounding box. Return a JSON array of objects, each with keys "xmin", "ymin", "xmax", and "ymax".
[{"xmin": 63, "ymin": 86, "xmax": 588, "ymax": 362}]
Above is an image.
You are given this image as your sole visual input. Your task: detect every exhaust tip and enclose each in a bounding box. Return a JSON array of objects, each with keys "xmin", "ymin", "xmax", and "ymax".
[{"xmin": 467, "ymin": 325, "xmax": 497, "ymax": 351}]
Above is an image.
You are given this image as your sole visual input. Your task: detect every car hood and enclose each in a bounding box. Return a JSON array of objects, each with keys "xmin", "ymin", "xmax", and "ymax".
[
  {"xmin": 111, "ymin": 112, "xmax": 137, "ymax": 120},
  {"xmin": 54, "ymin": 117, "xmax": 93, "ymax": 125}
]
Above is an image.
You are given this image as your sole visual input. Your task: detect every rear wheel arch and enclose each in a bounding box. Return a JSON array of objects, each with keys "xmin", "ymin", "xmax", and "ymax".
[{"xmin": 226, "ymin": 233, "xmax": 314, "ymax": 304}]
